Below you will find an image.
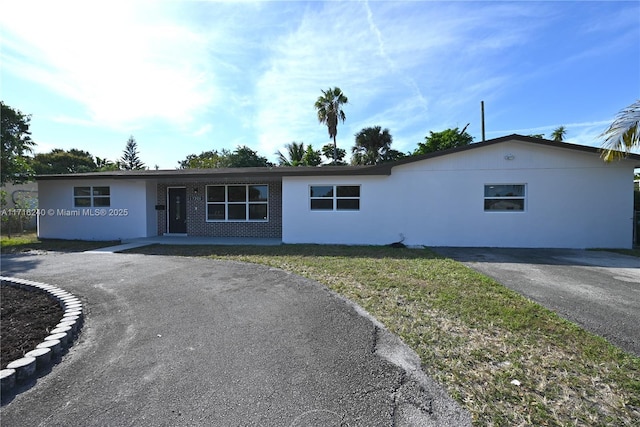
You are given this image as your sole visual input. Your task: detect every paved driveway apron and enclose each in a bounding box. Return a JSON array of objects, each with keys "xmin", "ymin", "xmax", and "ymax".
[
  {"xmin": 0, "ymin": 252, "xmax": 469, "ymax": 426},
  {"xmin": 434, "ymin": 248, "xmax": 640, "ymax": 357}
]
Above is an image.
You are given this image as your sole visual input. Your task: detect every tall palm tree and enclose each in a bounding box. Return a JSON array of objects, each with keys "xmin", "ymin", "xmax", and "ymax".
[
  {"xmin": 352, "ymin": 126, "xmax": 395, "ymax": 165},
  {"xmin": 551, "ymin": 126, "xmax": 566, "ymax": 142},
  {"xmin": 601, "ymin": 100, "xmax": 640, "ymax": 162},
  {"xmin": 315, "ymin": 87, "xmax": 348, "ymax": 163},
  {"xmin": 276, "ymin": 141, "xmax": 306, "ymax": 166}
]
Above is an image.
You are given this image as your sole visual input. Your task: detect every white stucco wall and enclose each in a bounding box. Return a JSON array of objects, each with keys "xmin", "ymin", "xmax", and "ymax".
[
  {"xmin": 282, "ymin": 141, "xmax": 636, "ymax": 248},
  {"xmin": 37, "ymin": 179, "xmax": 158, "ymax": 240}
]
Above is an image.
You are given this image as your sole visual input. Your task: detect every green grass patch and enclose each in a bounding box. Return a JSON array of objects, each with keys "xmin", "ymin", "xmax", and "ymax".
[
  {"xmin": 113, "ymin": 244, "xmax": 640, "ymax": 424},
  {"xmin": 596, "ymin": 248, "xmax": 640, "ymax": 258},
  {"xmin": 0, "ymin": 232, "xmax": 120, "ymax": 254}
]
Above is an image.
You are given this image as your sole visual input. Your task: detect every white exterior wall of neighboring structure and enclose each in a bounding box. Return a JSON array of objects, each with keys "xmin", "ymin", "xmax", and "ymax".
[
  {"xmin": 37, "ymin": 179, "xmax": 157, "ymax": 240},
  {"xmin": 282, "ymin": 140, "xmax": 636, "ymax": 248}
]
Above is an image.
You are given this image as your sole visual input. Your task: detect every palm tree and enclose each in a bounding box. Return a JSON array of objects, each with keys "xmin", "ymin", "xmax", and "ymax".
[
  {"xmin": 352, "ymin": 126, "xmax": 397, "ymax": 165},
  {"xmin": 276, "ymin": 142, "xmax": 322, "ymax": 166},
  {"xmin": 276, "ymin": 142, "xmax": 306, "ymax": 166},
  {"xmin": 551, "ymin": 126, "xmax": 566, "ymax": 142},
  {"xmin": 601, "ymin": 100, "xmax": 640, "ymax": 161},
  {"xmin": 321, "ymin": 144, "xmax": 347, "ymax": 165},
  {"xmin": 315, "ymin": 87, "xmax": 348, "ymax": 163}
]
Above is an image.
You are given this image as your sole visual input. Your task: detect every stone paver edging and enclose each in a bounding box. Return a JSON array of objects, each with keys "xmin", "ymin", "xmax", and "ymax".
[{"xmin": 0, "ymin": 276, "xmax": 84, "ymax": 395}]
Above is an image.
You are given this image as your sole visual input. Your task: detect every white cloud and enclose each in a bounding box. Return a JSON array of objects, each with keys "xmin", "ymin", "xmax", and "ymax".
[
  {"xmin": 251, "ymin": 1, "xmax": 547, "ymax": 158},
  {"xmin": 51, "ymin": 115, "xmax": 100, "ymax": 127},
  {"xmin": 4, "ymin": 1, "xmax": 634, "ymax": 167},
  {"xmin": 1, "ymin": 1, "xmax": 216, "ymax": 128},
  {"xmin": 193, "ymin": 124, "xmax": 213, "ymax": 137}
]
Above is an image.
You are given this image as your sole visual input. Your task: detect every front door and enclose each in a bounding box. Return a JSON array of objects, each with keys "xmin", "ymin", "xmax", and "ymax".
[{"xmin": 167, "ymin": 187, "xmax": 187, "ymax": 234}]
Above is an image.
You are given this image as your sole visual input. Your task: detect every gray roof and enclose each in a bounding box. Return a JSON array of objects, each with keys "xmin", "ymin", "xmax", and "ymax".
[{"xmin": 36, "ymin": 134, "xmax": 640, "ymax": 181}]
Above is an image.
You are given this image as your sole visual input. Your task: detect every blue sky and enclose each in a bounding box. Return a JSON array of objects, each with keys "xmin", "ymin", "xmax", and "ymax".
[{"xmin": 1, "ymin": 0, "xmax": 638, "ymax": 169}]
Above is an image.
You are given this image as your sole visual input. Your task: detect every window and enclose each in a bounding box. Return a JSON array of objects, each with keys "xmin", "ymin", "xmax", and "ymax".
[
  {"xmin": 484, "ymin": 184, "xmax": 525, "ymax": 211},
  {"xmin": 310, "ymin": 185, "xmax": 360, "ymax": 211},
  {"xmin": 74, "ymin": 186, "xmax": 110, "ymax": 207},
  {"xmin": 206, "ymin": 185, "xmax": 268, "ymax": 221}
]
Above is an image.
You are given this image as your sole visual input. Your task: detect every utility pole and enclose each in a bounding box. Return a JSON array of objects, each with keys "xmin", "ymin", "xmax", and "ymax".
[{"xmin": 481, "ymin": 101, "xmax": 486, "ymax": 142}]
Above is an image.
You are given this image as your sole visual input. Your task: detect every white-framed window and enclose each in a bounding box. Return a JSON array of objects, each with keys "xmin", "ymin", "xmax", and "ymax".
[
  {"xmin": 206, "ymin": 184, "xmax": 268, "ymax": 221},
  {"xmin": 310, "ymin": 185, "xmax": 360, "ymax": 211},
  {"xmin": 73, "ymin": 186, "xmax": 110, "ymax": 207},
  {"xmin": 484, "ymin": 184, "xmax": 525, "ymax": 211}
]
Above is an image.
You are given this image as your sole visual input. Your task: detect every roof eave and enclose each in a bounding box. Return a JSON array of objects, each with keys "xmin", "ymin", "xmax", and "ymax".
[{"xmin": 35, "ymin": 164, "xmax": 393, "ymax": 181}]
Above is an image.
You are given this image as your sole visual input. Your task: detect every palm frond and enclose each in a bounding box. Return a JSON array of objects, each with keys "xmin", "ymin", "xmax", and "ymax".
[{"xmin": 600, "ymin": 100, "xmax": 640, "ymax": 161}]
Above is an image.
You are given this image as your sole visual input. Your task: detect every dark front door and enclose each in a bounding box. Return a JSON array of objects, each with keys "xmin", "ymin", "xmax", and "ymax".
[{"xmin": 167, "ymin": 187, "xmax": 187, "ymax": 234}]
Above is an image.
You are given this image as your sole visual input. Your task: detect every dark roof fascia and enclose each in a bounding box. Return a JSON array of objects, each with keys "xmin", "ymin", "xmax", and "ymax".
[{"xmin": 35, "ymin": 164, "xmax": 393, "ymax": 182}]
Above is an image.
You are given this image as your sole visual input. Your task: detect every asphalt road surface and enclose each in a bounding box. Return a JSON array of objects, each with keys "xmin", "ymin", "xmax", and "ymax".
[
  {"xmin": 433, "ymin": 248, "xmax": 640, "ymax": 357},
  {"xmin": 1, "ymin": 252, "xmax": 470, "ymax": 426}
]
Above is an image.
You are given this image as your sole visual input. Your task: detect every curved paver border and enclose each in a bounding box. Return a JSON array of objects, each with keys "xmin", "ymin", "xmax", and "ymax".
[{"xmin": 0, "ymin": 276, "xmax": 84, "ymax": 395}]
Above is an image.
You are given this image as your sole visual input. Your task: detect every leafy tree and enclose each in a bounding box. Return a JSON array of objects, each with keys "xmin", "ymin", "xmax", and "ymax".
[
  {"xmin": 321, "ymin": 143, "xmax": 347, "ymax": 165},
  {"xmin": 351, "ymin": 126, "xmax": 404, "ymax": 165},
  {"xmin": 178, "ymin": 150, "xmax": 225, "ymax": 169},
  {"xmin": 180, "ymin": 146, "xmax": 272, "ymax": 169},
  {"xmin": 0, "ymin": 190, "xmax": 10, "ymax": 236},
  {"xmin": 414, "ymin": 127, "xmax": 474, "ymax": 155},
  {"xmin": 528, "ymin": 134, "xmax": 545, "ymax": 139},
  {"xmin": 551, "ymin": 126, "xmax": 567, "ymax": 142},
  {"xmin": 1, "ymin": 101, "xmax": 36, "ymax": 184},
  {"xmin": 31, "ymin": 149, "xmax": 98, "ymax": 174},
  {"xmin": 315, "ymin": 87, "xmax": 348, "ymax": 163},
  {"xmin": 601, "ymin": 100, "xmax": 640, "ymax": 162},
  {"xmin": 302, "ymin": 144, "xmax": 322, "ymax": 166},
  {"xmin": 120, "ymin": 136, "xmax": 146, "ymax": 170},
  {"xmin": 223, "ymin": 146, "xmax": 272, "ymax": 167}
]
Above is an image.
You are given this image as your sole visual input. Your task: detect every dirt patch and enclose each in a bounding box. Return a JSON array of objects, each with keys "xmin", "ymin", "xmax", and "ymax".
[{"xmin": 1, "ymin": 283, "xmax": 64, "ymax": 369}]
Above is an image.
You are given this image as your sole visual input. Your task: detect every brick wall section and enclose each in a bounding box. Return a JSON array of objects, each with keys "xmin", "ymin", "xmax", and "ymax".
[{"xmin": 157, "ymin": 178, "xmax": 282, "ymax": 238}]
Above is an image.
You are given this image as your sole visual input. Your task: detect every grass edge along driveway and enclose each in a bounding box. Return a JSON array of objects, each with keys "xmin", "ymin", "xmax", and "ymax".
[
  {"xmin": 126, "ymin": 244, "xmax": 640, "ymax": 427},
  {"xmin": 2, "ymin": 234, "xmax": 638, "ymax": 426}
]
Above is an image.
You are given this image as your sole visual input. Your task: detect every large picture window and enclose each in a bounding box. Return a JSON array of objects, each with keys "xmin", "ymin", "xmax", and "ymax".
[
  {"xmin": 74, "ymin": 186, "xmax": 110, "ymax": 207},
  {"xmin": 206, "ymin": 185, "xmax": 268, "ymax": 221},
  {"xmin": 310, "ymin": 185, "xmax": 360, "ymax": 211},
  {"xmin": 484, "ymin": 184, "xmax": 525, "ymax": 211}
]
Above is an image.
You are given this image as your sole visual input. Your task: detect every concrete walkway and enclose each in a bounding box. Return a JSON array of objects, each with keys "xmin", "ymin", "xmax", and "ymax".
[
  {"xmin": 0, "ymin": 252, "xmax": 470, "ymax": 426},
  {"xmin": 85, "ymin": 236, "xmax": 282, "ymax": 253}
]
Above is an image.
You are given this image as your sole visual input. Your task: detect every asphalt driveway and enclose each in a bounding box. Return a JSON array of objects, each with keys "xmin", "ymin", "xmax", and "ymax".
[
  {"xmin": 0, "ymin": 252, "xmax": 470, "ymax": 426},
  {"xmin": 433, "ymin": 248, "xmax": 640, "ymax": 357}
]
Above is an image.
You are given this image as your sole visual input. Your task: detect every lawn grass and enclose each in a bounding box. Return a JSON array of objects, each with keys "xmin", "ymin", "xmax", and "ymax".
[
  {"xmin": 596, "ymin": 248, "xmax": 640, "ymax": 258},
  {"xmin": 128, "ymin": 244, "xmax": 640, "ymax": 426},
  {"xmin": 0, "ymin": 232, "xmax": 120, "ymax": 254}
]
